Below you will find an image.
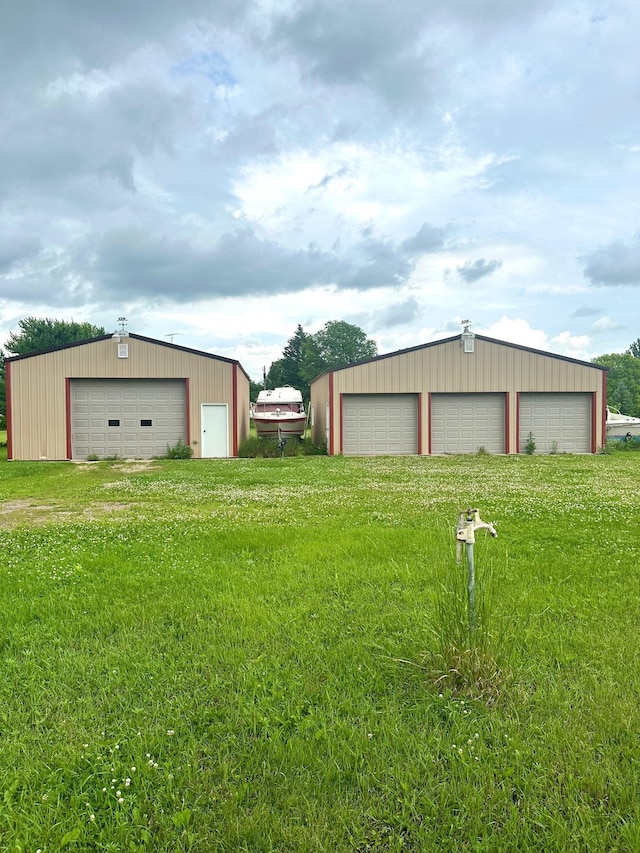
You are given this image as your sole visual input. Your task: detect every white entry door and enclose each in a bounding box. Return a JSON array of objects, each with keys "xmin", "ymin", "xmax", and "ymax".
[{"xmin": 201, "ymin": 404, "xmax": 228, "ymax": 457}]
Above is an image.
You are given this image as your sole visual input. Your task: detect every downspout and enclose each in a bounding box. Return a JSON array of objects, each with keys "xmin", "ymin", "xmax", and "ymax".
[{"xmin": 185, "ymin": 378, "xmax": 191, "ymax": 448}]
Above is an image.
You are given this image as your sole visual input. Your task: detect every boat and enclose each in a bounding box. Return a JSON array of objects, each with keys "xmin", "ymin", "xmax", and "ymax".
[
  {"xmin": 606, "ymin": 406, "xmax": 640, "ymax": 437},
  {"xmin": 251, "ymin": 386, "xmax": 308, "ymax": 440}
]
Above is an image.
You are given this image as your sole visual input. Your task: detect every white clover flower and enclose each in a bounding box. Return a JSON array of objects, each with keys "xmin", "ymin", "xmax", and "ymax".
[
  {"xmin": 125, "ymin": 778, "xmax": 131, "ymax": 787},
  {"xmin": 118, "ymin": 797, "xmax": 124, "ymax": 804},
  {"xmin": 167, "ymin": 729, "xmax": 175, "ymax": 736},
  {"xmin": 102, "ymin": 788, "xmax": 107, "ymax": 793},
  {"xmin": 89, "ymin": 814, "xmax": 95, "ymax": 822},
  {"xmin": 116, "ymin": 790, "xmax": 121, "ymax": 797},
  {"xmin": 131, "ymin": 766, "xmax": 136, "ymax": 773}
]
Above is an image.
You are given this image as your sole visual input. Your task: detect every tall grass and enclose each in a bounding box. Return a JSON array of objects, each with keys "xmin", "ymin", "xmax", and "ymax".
[{"xmin": 0, "ymin": 453, "xmax": 639, "ymax": 851}]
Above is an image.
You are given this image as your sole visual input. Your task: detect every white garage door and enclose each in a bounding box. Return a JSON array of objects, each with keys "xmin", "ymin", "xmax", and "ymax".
[
  {"xmin": 71, "ymin": 379, "xmax": 187, "ymax": 459},
  {"xmin": 519, "ymin": 393, "xmax": 591, "ymax": 454},
  {"xmin": 343, "ymin": 394, "xmax": 418, "ymax": 455},
  {"xmin": 431, "ymin": 393, "xmax": 505, "ymax": 454}
]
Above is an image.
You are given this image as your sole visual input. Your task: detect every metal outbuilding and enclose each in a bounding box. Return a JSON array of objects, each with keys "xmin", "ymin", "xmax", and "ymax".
[
  {"xmin": 309, "ymin": 331, "xmax": 607, "ymax": 455},
  {"xmin": 5, "ymin": 333, "xmax": 250, "ymax": 460}
]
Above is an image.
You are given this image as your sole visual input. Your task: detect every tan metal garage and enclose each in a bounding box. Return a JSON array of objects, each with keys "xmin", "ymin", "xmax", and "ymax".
[
  {"xmin": 5, "ymin": 332, "xmax": 250, "ymax": 460},
  {"xmin": 518, "ymin": 392, "xmax": 592, "ymax": 454},
  {"xmin": 309, "ymin": 330, "xmax": 607, "ymax": 456},
  {"xmin": 431, "ymin": 393, "xmax": 505, "ymax": 454},
  {"xmin": 343, "ymin": 394, "xmax": 418, "ymax": 455}
]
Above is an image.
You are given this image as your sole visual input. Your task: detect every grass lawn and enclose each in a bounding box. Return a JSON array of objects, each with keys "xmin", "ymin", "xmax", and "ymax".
[{"xmin": 0, "ymin": 451, "xmax": 639, "ymax": 851}]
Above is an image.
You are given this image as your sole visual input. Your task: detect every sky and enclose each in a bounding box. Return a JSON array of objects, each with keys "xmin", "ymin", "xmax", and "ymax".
[{"xmin": 1, "ymin": 0, "xmax": 639, "ymax": 381}]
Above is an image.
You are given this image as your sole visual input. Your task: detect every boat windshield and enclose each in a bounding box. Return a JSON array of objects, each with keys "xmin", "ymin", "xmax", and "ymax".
[{"xmin": 255, "ymin": 402, "xmax": 303, "ymax": 413}]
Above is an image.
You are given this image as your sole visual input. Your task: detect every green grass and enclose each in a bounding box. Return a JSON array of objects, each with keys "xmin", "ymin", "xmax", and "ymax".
[{"xmin": 1, "ymin": 453, "xmax": 639, "ymax": 851}]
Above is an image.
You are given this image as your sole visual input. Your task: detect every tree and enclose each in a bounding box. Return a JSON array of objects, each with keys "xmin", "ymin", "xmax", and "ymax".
[
  {"xmin": 265, "ymin": 325, "xmax": 310, "ymax": 392},
  {"xmin": 592, "ymin": 352, "xmax": 640, "ymax": 417},
  {"xmin": 4, "ymin": 317, "xmax": 106, "ymax": 356},
  {"xmin": 309, "ymin": 320, "xmax": 378, "ymax": 370},
  {"xmin": 628, "ymin": 338, "xmax": 640, "ymax": 359},
  {"xmin": 264, "ymin": 320, "xmax": 378, "ymax": 401},
  {"xmin": 1, "ymin": 318, "xmax": 106, "ymax": 420}
]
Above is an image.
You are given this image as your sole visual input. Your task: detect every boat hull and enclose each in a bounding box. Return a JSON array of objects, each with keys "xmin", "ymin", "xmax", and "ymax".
[
  {"xmin": 607, "ymin": 423, "xmax": 640, "ymax": 437},
  {"xmin": 252, "ymin": 414, "xmax": 307, "ymax": 440}
]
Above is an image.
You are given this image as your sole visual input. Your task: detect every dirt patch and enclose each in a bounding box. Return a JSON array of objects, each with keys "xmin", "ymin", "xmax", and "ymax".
[
  {"xmin": 114, "ymin": 463, "xmax": 161, "ymax": 474},
  {"xmin": 1, "ymin": 500, "xmax": 32, "ymax": 514},
  {"xmin": 0, "ymin": 500, "xmax": 136, "ymax": 527}
]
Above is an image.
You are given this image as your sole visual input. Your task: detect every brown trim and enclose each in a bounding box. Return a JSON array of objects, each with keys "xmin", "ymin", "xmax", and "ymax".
[
  {"xmin": 591, "ymin": 390, "xmax": 597, "ymax": 454},
  {"xmin": 185, "ymin": 378, "xmax": 191, "ymax": 448},
  {"xmin": 417, "ymin": 392, "xmax": 422, "ymax": 455},
  {"xmin": 601, "ymin": 371, "xmax": 607, "ymax": 451},
  {"xmin": 515, "ymin": 392, "xmax": 521, "ymax": 454},
  {"xmin": 328, "ymin": 372, "xmax": 335, "ymax": 456},
  {"xmin": 65, "ymin": 378, "xmax": 72, "ymax": 459},
  {"xmin": 232, "ymin": 365, "xmax": 238, "ymax": 456},
  {"xmin": 505, "ymin": 392, "xmax": 510, "ymax": 454},
  {"xmin": 426, "ymin": 392, "xmax": 432, "ymax": 455},
  {"xmin": 5, "ymin": 360, "xmax": 12, "ymax": 460},
  {"xmin": 339, "ymin": 392, "xmax": 344, "ymax": 456}
]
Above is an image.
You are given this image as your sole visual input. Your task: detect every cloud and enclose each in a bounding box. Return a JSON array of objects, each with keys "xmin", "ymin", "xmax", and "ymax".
[
  {"xmin": 86, "ymin": 226, "xmax": 354, "ymax": 301},
  {"xmin": 570, "ymin": 305, "xmax": 601, "ymax": 318},
  {"xmin": 402, "ymin": 223, "xmax": 447, "ymax": 254},
  {"xmin": 0, "ymin": 237, "xmax": 42, "ymax": 272},
  {"xmin": 457, "ymin": 258, "xmax": 503, "ymax": 282},
  {"xmin": 370, "ymin": 297, "xmax": 420, "ymax": 330},
  {"xmin": 591, "ymin": 316, "xmax": 623, "ymax": 331},
  {"xmin": 582, "ymin": 234, "xmax": 640, "ymax": 286}
]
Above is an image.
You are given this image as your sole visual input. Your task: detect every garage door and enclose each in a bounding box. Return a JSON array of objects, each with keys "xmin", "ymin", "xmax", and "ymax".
[
  {"xmin": 431, "ymin": 393, "xmax": 505, "ymax": 454},
  {"xmin": 343, "ymin": 394, "xmax": 418, "ymax": 455},
  {"xmin": 519, "ymin": 393, "xmax": 591, "ymax": 454},
  {"xmin": 71, "ymin": 379, "xmax": 187, "ymax": 459}
]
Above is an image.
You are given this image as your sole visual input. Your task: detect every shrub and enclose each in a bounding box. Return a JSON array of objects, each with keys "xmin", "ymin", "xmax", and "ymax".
[
  {"xmin": 524, "ymin": 431, "xmax": 536, "ymax": 455},
  {"xmin": 165, "ymin": 438, "xmax": 193, "ymax": 459},
  {"xmin": 238, "ymin": 435, "xmax": 327, "ymax": 458}
]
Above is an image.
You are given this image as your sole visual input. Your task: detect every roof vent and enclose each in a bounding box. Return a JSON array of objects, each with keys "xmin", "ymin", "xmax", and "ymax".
[{"xmin": 461, "ymin": 320, "xmax": 475, "ymax": 353}]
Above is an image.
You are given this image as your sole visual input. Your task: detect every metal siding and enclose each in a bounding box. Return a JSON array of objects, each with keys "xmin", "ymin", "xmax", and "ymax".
[
  {"xmin": 343, "ymin": 394, "xmax": 418, "ymax": 455},
  {"xmin": 431, "ymin": 393, "xmax": 505, "ymax": 454},
  {"xmin": 310, "ymin": 373, "xmax": 330, "ymax": 446},
  {"xmin": 8, "ymin": 337, "xmax": 249, "ymax": 460},
  {"xmin": 518, "ymin": 393, "xmax": 592, "ymax": 453}
]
